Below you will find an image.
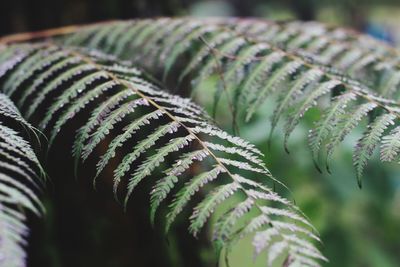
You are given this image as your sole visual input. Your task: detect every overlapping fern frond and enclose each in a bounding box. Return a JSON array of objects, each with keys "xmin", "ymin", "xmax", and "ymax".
[
  {"xmin": 0, "ymin": 92, "xmax": 44, "ymax": 267},
  {"xmin": 60, "ymin": 18, "xmax": 400, "ymax": 185},
  {"xmin": 0, "ymin": 43, "xmax": 325, "ymax": 266}
]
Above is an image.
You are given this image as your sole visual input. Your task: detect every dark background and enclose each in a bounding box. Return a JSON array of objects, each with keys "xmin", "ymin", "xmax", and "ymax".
[
  {"xmin": 0, "ymin": 0, "xmax": 386, "ymax": 35},
  {"xmin": 2, "ymin": 0, "xmax": 400, "ymax": 43}
]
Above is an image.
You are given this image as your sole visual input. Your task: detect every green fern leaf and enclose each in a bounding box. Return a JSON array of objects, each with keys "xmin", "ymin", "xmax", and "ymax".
[
  {"xmin": 125, "ymin": 135, "xmax": 195, "ymax": 205},
  {"xmin": 309, "ymin": 92, "xmax": 356, "ymax": 168},
  {"xmin": 246, "ymin": 60, "xmax": 302, "ymax": 122},
  {"xmin": 189, "ymin": 182, "xmax": 240, "ymax": 237},
  {"xmin": 0, "ymin": 93, "xmax": 44, "ymax": 267},
  {"xmin": 381, "ymin": 126, "xmax": 400, "ymax": 162},
  {"xmin": 166, "ymin": 166, "xmax": 225, "ymax": 233},
  {"xmin": 0, "ymin": 43, "xmax": 325, "ymax": 267},
  {"xmin": 353, "ymin": 113, "xmax": 396, "ymax": 187},
  {"xmin": 284, "ymin": 80, "xmax": 340, "ymax": 148},
  {"xmin": 326, "ymin": 102, "xmax": 377, "ymax": 171}
]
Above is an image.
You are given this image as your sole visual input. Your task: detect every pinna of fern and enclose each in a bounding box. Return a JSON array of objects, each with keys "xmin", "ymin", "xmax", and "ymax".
[
  {"xmin": 0, "ymin": 43, "xmax": 325, "ymax": 266},
  {"xmin": 0, "ymin": 92, "xmax": 44, "ymax": 267},
  {"xmin": 59, "ymin": 18, "xmax": 400, "ymax": 186},
  {"xmin": 60, "ymin": 17, "xmax": 400, "ymax": 100}
]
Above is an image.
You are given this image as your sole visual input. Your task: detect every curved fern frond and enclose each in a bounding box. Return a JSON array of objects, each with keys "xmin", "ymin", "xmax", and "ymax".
[
  {"xmin": 0, "ymin": 93, "xmax": 44, "ymax": 267},
  {"xmin": 229, "ymin": 18, "xmax": 400, "ymax": 94},
  {"xmin": 353, "ymin": 113, "xmax": 396, "ymax": 187},
  {"xmin": 58, "ymin": 18, "xmax": 400, "ymax": 184},
  {"xmin": 0, "ymin": 43, "xmax": 324, "ymax": 266},
  {"xmin": 381, "ymin": 126, "xmax": 400, "ymax": 162}
]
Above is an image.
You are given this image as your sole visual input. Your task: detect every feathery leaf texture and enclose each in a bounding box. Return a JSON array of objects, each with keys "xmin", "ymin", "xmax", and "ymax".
[
  {"xmin": 59, "ymin": 17, "xmax": 400, "ymax": 183},
  {"xmin": 0, "ymin": 43, "xmax": 324, "ymax": 266},
  {"xmin": 0, "ymin": 17, "xmax": 398, "ymax": 266},
  {"xmin": 353, "ymin": 114, "xmax": 396, "ymax": 187},
  {"xmin": 0, "ymin": 93, "xmax": 43, "ymax": 267}
]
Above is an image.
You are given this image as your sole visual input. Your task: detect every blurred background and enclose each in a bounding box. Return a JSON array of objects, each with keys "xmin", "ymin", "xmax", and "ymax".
[
  {"xmin": 1, "ymin": 1, "xmax": 399, "ymax": 267},
  {"xmin": 1, "ymin": 0, "xmax": 400, "ymax": 46}
]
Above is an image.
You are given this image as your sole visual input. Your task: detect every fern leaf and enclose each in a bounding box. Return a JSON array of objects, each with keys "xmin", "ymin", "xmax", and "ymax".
[
  {"xmin": 95, "ymin": 110, "xmax": 164, "ymax": 177},
  {"xmin": 190, "ymin": 125, "xmax": 263, "ymax": 156},
  {"xmin": 72, "ymin": 88, "xmax": 135, "ymax": 168},
  {"xmin": 213, "ymin": 198, "xmax": 255, "ymax": 242},
  {"xmin": 309, "ymin": 92, "xmax": 356, "ymax": 167},
  {"xmin": 164, "ymin": 25, "xmax": 211, "ymax": 76},
  {"xmin": 353, "ymin": 113, "xmax": 396, "ymax": 187},
  {"xmin": 218, "ymin": 158, "xmax": 266, "ymax": 174},
  {"xmin": 0, "ymin": 93, "xmax": 44, "ymax": 267},
  {"xmin": 189, "ymin": 182, "xmax": 240, "ymax": 237},
  {"xmin": 195, "ymin": 37, "xmax": 246, "ymax": 84},
  {"xmin": 380, "ymin": 71, "xmax": 400, "ymax": 99},
  {"xmin": 239, "ymin": 51, "xmax": 284, "ymax": 106},
  {"xmin": 18, "ymin": 56, "xmax": 82, "ymax": 108},
  {"xmin": 125, "ymin": 135, "xmax": 195, "ymax": 205},
  {"xmin": 25, "ymin": 64, "xmax": 96, "ymax": 119},
  {"xmin": 113, "ymin": 122, "xmax": 180, "ymax": 196},
  {"xmin": 246, "ymin": 60, "xmax": 302, "ymax": 121},
  {"xmin": 326, "ymin": 103, "xmax": 377, "ymax": 170},
  {"xmin": 40, "ymin": 71, "xmax": 111, "ymax": 130},
  {"xmin": 166, "ymin": 149, "xmax": 209, "ymax": 177},
  {"xmin": 7, "ymin": 49, "xmax": 65, "ymax": 98},
  {"xmin": 112, "ymin": 20, "xmax": 154, "ymax": 56},
  {"xmin": 150, "ymin": 174, "xmax": 179, "ymax": 225},
  {"xmin": 179, "ymin": 31, "xmax": 232, "ymax": 82},
  {"xmin": 0, "ymin": 44, "xmax": 324, "ymax": 266},
  {"xmin": 166, "ymin": 166, "xmax": 225, "ymax": 232},
  {"xmin": 224, "ymin": 43, "xmax": 269, "ymax": 87},
  {"xmin": 150, "ymin": 149, "xmax": 210, "ymax": 224},
  {"xmin": 381, "ymin": 126, "xmax": 400, "ymax": 162},
  {"xmin": 203, "ymin": 141, "xmax": 264, "ymax": 166},
  {"xmin": 81, "ymin": 98, "xmax": 150, "ymax": 161},
  {"xmin": 159, "ymin": 21, "xmax": 203, "ymax": 64},
  {"xmin": 270, "ymin": 68, "xmax": 323, "ymax": 142},
  {"xmin": 284, "ymin": 80, "xmax": 340, "ymax": 147},
  {"xmin": 58, "ymin": 19, "xmax": 400, "ymax": 183},
  {"xmin": 2, "ymin": 46, "xmax": 48, "ymax": 95}
]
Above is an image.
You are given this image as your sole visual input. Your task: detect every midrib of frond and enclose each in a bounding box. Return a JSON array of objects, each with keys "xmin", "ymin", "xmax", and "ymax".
[
  {"xmin": 217, "ymin": 26, "xmax": 400, "ymax": 116},
  {"xmin": 64, "ymin": 45, "xmax": 290, "ymax": 228}
]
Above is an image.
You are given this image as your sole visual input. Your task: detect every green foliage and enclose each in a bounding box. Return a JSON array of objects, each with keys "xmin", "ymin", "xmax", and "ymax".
[
  {"xmin": 1, "ymin": 16, "xmax": 400, "ymax": 267},
  {"xmin": 0, "ymin": 92, "xmax": 43, "ymax": 267},
  {"xmin": 61, "ymin": 18, "xmax": 400, "ymax": 186},
  {"xmin": 0, "ymin": 43, "xmax": 323, "ymax": 266}
]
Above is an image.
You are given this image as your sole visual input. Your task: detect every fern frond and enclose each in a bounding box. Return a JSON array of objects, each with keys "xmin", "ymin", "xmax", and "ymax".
[
  {"xmin": 353, "ymin": 113, "xmax": 396, "ymax": 187},
  {"xmin": 0, "ymin": 93, "xmax": 43, "ymax": 267},
  {"xmin": 309, "ymin": 92, "xmax": 356, "ymax": 168},
  {"xmin": 246, "ymin": 60, "xmax": 303, "ymax": 122},
  {"xmin": 284, "ymin": 80, "xmax": 341, "ymax": 148},
  {"xmin": 189, "ymin": 182, "xmax": 240, "ymax": 236},
  {"xmin": 381, "ymin": 126, "xmax": 400, "ymax": 162},
  {"xmin": 230, "ymin": 19, "xmax": 400, "ymax": 91},
  {"xmin": 95, "ymin": 109, "xmax": 164, "ymax": 178},
  {"xmin": 0, "ymin": 44, "xmax": 324, "ymax": 266},
  {"xmin": 72, "ymin": 88, "xmax": 136, "ymax": 172},
  {"xmin": 326, "ymin": 103, "xmax": 377, "ymax": 169},
  {"xmin": 57, "ymin": 18, "xmax": 400, "ymax": 181},
  {"xmin": 270, "ymin": 68, "xmax": 324, "ymax": 144}
]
